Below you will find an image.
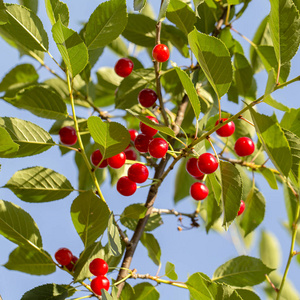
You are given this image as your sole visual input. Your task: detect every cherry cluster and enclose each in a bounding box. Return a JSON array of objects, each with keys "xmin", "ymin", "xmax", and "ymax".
[
  {"xmin": 54, "ymin": 247, "xmax": 78, "ymax": 272},
  {"xmin": 89, "ymin": 258, "xmax": 110, "ymax": 296}
]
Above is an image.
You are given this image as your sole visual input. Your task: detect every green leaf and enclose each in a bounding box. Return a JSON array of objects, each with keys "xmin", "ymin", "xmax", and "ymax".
[
  {"xmin": 281, "ymin": 108, "xmax": 300, "ymax": 138},
  {"xmin": 133, "ymin": 283, "xmax": 159, "ymax": 300},
  {"xmin": 166, "ymin": 0, "xmax": 196, "ymax": 35},
  {"xmin": 259, "ymin": 167, "xmax": 278, "ymax": 189},
  {"xmin": 140, "ymin": 232, "xmax": 161, "ymax": 266},
  {"xmin": 220, "ymin": 161, "xmax": 243, "ymax": 228},
  {"xmin": 121, "ymin": 204, "xmax": 147, "ymax": 220},
  {"xmin": 174, "ymin": 66, "xmax": 200, "ymax": 119},
  {"xmin": 87, "ymin": 116, "xmax": 130, "ymax": 159},
  {"xmin": 0, "ymin": 4, "xmax": 48, "ymax": 52},
  {"xmin": 5, "ymin": 166, "xmax": 74, "ymax": 203},
  {"xmin": 107, "ymin": 212, "xmax": 122, "ymax": 256},
  {"xmin": 45, "ymin": 0, "xmax": 69, "ymax": 26},
  {"xmin": 0, "ymin": 127, "xmax": 19, "ymax": 156},
  {"xmin": 101, "ymin": 290, "xmax": 114, "ymax": 300},
  {"xmin": 108, "ymin": 36, "xmax": 129, "ymax": 57},
  {"xmin": 0, "ymin": 117, "xmax": 54, "ymax": 158},
  {"xmin": 85, "ymin": 0, "xmax": 127, "ymax": 49},
  {"xmin": 235, "ymin": 289, "xmax": 261, "ymax": 300},
  {"xmin": 250, "ymin": 109, "xmax": 292, "ymax": 177},
  {"xmin": 119, "ymin": 282, "xmax": 135, "ymax": 300},
  {"xmin": 4, "ymin": 246, "xmax": 55, "ymax": 275},
  {"xmin": 18, "ymin": 0, "xmax": 38, "ymax": 14},
  {"xmin": 96, "ymin": 67, "xmax": 122, "ymax": 91},
  {"xmin": 165, "ymin": 261, "xmax": 178, "ymax": 280},
  {"xmin": 134, "ymin": 0, "xmax": 146, "ymax": 11},
  {"xmin": 264, "ymin": 95, "xmax": 290, "ymax": 112},
  {"xmin": 0, "ymin": 200, "xmax": 42, "ymax": 248},
  {"xmin": 188, "ymin": 29, "xmax": 232, "ymax": 99},
  {"xmin": 269, "ymin": 0, "xmax": 300, "ymax": 65},
  {"xmin": 71, "ymin": 190, "xmax": 110, "ymax": 247},
  {"xmin": 234, "ymin": 53, "xmax": 253, "ymax": 96},
  {"xmin": 157, "ymin": 0, "xmax": 170, "ymax": 21},
  {"xmin": 212, "ymin": 255, "xmax": 273, "ymax": 287},
  {"xmin": 283, "ymin": 184, "xmax": 299, "ymax": 227}
]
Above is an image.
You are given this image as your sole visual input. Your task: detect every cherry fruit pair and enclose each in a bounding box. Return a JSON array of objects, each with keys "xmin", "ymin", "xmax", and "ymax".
[
  {"xmin": 54, "ymin": 248, "xmax": 77, "ymax": 271},
  {"xmin": 89, "ymin": 258, "xmax": 110, "ymax": 296}
]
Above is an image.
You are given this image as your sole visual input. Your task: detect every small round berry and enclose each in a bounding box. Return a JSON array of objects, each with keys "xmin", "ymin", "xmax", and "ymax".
[
  {"xmin": 139, "ymin": 116, "xmax": 159, "ymax": 137},
  {"xmin": 59, "ymin": 126, "xmax": 77, "ymax": 146},
  {"xmin": 152, "ymin": 44, "xmax": 170, "ymax": 63},
  {"xmin": 138, "ymin": 89, "xmax": 158, "ymax": 108},
  {"xmin": 89, "ymin": 258, "xmax": 109, "ymax": 276},
  {"xmin": 117, "ymin": 176, "xmax": 137, "ymax": 196},
  {"xmin": 190, "ymin": 182, "xmax": 209, "ymax": 201},
  {"xmin": 128, "ymin": 163, "xmax": 149, "ymax": 183},
  {"xmin": 197, "ymin": 153, "xmax": 219, "ymax": 174},
  {"xmin": 114, "ymin": 58, "xmax": 134, "ymax": 77},
  {"xmin": 128, "ymin": 129, "xmax": 138, "ymax": 142},
  {"xmin": 234, "ymin": 137, "xmax": 255, "ymax": 157},
  {"xmin": 148, "ymin": 138, "xmax": 168, "ymax": 158},
  {"xmin": 90, "ymin": 275, "xmax": 110, "ymax": 296},
  {"xmin": 66, "ymin": 255, "xmax": 78, "ymax": 272},
  {"xmin": 237, "ymin": 200, "xmax": 246, "ymax": 216},
  {"xmin": 186, "ymin": 158, "xmax": 205, "ymax": 178},
  {"xmin": 108, "ymin": 152, "xmax": 126, "ymax": 169},
  {"xmin": 55, "ymin": 248, "xmax": 73, "ymax": 266},
  {"xmin": 91, "ymin": 150, "xmax": 108, "ymax": 168},
  {"xmin": 134, "ymin": 134, "xmax": 153, "ymax": 153},
  {"xmin": 124, "ymin": 148, "xmax": 137, "ymax": 160},
  {"xmin": 215, "ymin": 118, "xmax": 235, "ymax": 137}
]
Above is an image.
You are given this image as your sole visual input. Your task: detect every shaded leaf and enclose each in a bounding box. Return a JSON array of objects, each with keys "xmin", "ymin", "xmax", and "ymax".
[
  {"xmin": 133, "ymin": 283, "xmax": 159, "ymax": 300},
  {"xmin": 0, "ymin": 127, "xmax": 19, "ymax": 156},
  {"xmin": 281, "ymin": 108, "xmax": 300, "ymax": 138},
  {"xmin": 259, "ymin": 167, "xmax": 278, "ymax": 190},
  {"xmin": 134, "ymin": 0, "xmax": 146, "ymax": 11},
  {"xmin": 121, "ymin": 204, "xmax": 147, "ymax": 220},
  {"xmin": 108, "ymin": 212, "xmax": 122, "ymax": 256},
  {"xmin": 165, "ymin": 261, "xmax": 178, "ymax": 280},
  {"xmin": 235, "ymin": 289, "xmax": 260, "ymax": 300},
  {"xmin": 45, "ymin": 0, "xmax": 69, "ymax": 26},
  {"xmin": 234, "ymin": 53, "xmax": 253, "ymax": 96},
  {"xmin": 18, "ymin": 0, "xmax": 38, "ymax": 14},
  {"xmin": 140, "ymin": 232, "xmax": 161, "ymax": 266}
]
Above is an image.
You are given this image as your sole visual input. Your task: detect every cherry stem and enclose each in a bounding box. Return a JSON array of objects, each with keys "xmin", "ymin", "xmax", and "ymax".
[
  {"xmin": 151, "ymin": 208, "xmax": 198, "ymax": 219},
  {"xmin": 218, "ymin": 97, "xmax": 222, "ymax": 121},
  {"xmin": 265, "ymin": 274, "xmax": 279, "ymax": 293},
  {"xmin": 207, "ymin": 136, "xmax": 220, "ymax": 163},
  {"xmin": 230, "ymin": 26, "xmax": 257, "ymax": 48},
  {"xmin": 238, "ymin": 115, "xmax": 254, "ymax": 127}
]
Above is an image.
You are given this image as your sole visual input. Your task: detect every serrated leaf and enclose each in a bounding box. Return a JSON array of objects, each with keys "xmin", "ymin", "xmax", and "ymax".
[
  {"xmin": 121, "ymin": 204, "xmax": 147, "ymax": 220},
  {"xmin": 45, "ymin": 0, "xmax": 69, "ymax": 26},
  {"xmin": 85, "ymin": 0, "xmax": 127, "ymax": 49},
  {"xmin": 140, "ymin": 232, "xmax": 161, "ymax": 266},
  {"xmin": 165, "ymin": 262, "xmax": 178, "ymax": 280},
  {"xmin": 108, "ymin": 212, "xmax": 122, "ymax": 256},
  {"xmin": 134, "ymin": 283, "xmax": 159, "ymax": 300},
  {"xmin": 134, "ymin": 0, "xmax": 146, "ymax": 11},
  {"xmin": 234, "ymin": 53, "xmax": 253, "ymax": 96},
  {"xmin": 212, "ymin": 255, "xmax": 273, "ymax": 287},
  {"xmin": 19, "ymin": 0, "xmax": 38, "ymax": 14},
  {"xmin": 188, "ymin": 29, "xmax": 232, "ymax": 99},
  {"xmin": 281, "ymin": 108, "xmax": 300, "ymax": 138},
  {"xmin": 0, "ymin": 127, "xmax": 19, "ymax": 156},
  {"xmin": 259, "ymin": 167, "xmax": 278, "ymax": 189}
]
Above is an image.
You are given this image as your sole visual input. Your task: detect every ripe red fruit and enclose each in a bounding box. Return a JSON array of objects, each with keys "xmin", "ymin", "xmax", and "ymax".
[
  {"xmin": 117, "ymin": 176, "xmax": 137, "ymax": 196},
  {"xmin": 215, "ymin": 118, "xmax": 235, "ymax": 137},
  {"xmin": 114, "ymin": 58, "xmax": 133, "ymax": 77},
  {"xmin": 186, "ymin": 158, "xmax": 205, "ymax": 178},
  {"xmin": 66, "ymin": 255, "xmax": 78, "ymax": 271},
  {"xmin": 108, "ymin": 152, "xmax": 126, "ymax": 169},
  {"xmin": 89, "ymin": 258, "xmax": 109, "ymax": 276},
  {"xmin": 59, "ymin": 126, "xmax": 77, "ymax": 146},
  {"xmin": 90, "ymin": 150, "xmax": 108, "ymax": 168},
  {"xmin": 139, "ymin": 116, "xmax": 159, "ymax": 137},
  {"xmin": 128, "ymin": 163, "xmax": 149, "ymax": 183},
  {"xmin": 148, "ymin": 138, "xmax": 168, "ymax": 158},
  {"xmin": 152, "ymin": 44, "xmax": 170, "ymax": 62},
  {"xmin": 197, "ymin": 153, "xmax": 219, "ymax": 174},
  {"xmin": 124, "ymin": 148, "xmax": 137, "ymax": 160},
  {"xmin": 190, "ymin": 182, "xmax": 209, "ymax": 201},
  {"xmin": 90, "ymin": 275, "xmax": 110, "ymax": 296},
  {"xmin": 55, "ymin": 248, "xmax": 73, "ymax": 266},
  {"xmin": 237, "ymin": 200, "xmax": 246, "ymax": 216},
  {"xmin": 128, "ymin": 129, "xmax": 138, "ymax": 142},
  {"xmin": 234, "ymin": 137, "xmax": 255, "ymax": 157},
  {"xmin": 134, "ymin": 134, "xmax": 153, "ymax": 153},
  {"xmin": 138, "ymin": 89, "xmax": 158, "ymax": 108}
]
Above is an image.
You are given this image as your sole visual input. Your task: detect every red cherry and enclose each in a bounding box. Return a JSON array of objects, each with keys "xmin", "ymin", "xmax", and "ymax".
[
  {"xmin": 139, "ymin": 116, "xmax": 159, "ymax": 137},
  {"xmin": 66, "ymin": 255, "xmax": 78, "ymax": 271},
  {"xmin": 117, "ymin": 176, "xmax": 137, "ymax": 196},
  {"xmin": 90, "ymin": 275, "xmax": 110, "ymax": 296},
  {"xmin": 59, "ymin": 126, "xmax": 77, "ymax": 146},
  {"xmin": 186, "ymin": 158, "xmax": 205, "ymax": 178},
  {"xmin": 148, "ymin": 138, "xmax": 168, "ymax": 158},
  {"xmin": 215, "ymin": 118, "xmax": 235, "ymax": 137},
  {"xmin": 138, "ymin": 89, "xmax": 158, "ymax": 108},
  {"xmin": 91, "ymin": 150, "xmax": 108, "ymax": 168},
  {"xmin": 108, "ymin": 152, "xmax": 126, "ymax": 169},
  {"xmin": 237, "ymin": 200, "xmax": 246, "ymax": 216},
  {"xmin": 128, "ymin": 163, "xmax": 149, "ymax": 183},
  {"xmin": 197, "ymin": 153, "xmax": 218, "ymax": 174},
  {"xmin": 128, "ymin": 129, "xmax": 138, "ymax": 142},
  {"xmin": 190, "ymin": 182, "xmax": 209, "ymax": 201},
  {"xmin": 194, "ymin": 174, "xmax": 205, "ymax": 180},
  {"xmin": 234, "ymin": 137, "xmax": 255, "ymax": 157},
  {"xmin": 89, "ymin": 258, "xmax": 109, "ymax": 276},
  {"xmin": 134, "ymin": 134, "xmax": 153, "ymax": 153},
  {"xmin": 55, "ymin": 248, "xmax": 73, "ymax": 266},
  {"xmin": 114, "ymin": 58, "xmax": 133, "ymax": 77},
  {"xmin": 124, "ymin": 148, "xmax": 137, "ymax": 160},
  {"xmin": 152, "ymin": 44, "xmax": 170, "ymax": 62}
]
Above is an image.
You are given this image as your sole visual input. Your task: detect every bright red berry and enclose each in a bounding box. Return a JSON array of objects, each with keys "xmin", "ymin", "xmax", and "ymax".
[
  {"xmin": 129, "ymin": 129, "xmax": 138, "ymax": 142},
  {"xmin": 114, "ymin": 58, "xmax": 133, "ymax": 77},
  {"xmin": 66, "ymin": 255, "xmax": 78, "ymax": 272},
  {"xmin": 89, "ymin": 258, "xmax": 109, "ymax": 276},
  {"xmin": 234, "ymin": 137, "xmax": 255, "ymax": 157},
  {"xmin": 134, "ymin": 134, "xmax": 153, "ymax": 153},
  {"xmin": 152, "ymin": 44, "xmax": 170, "ymax": 63},
  {"xmin": 128, "ymin": 163, "xmax": 149, "ymax": 183},
  {"xmin": 197, "ymin": 153, "xmax": 219, "ymax": 174},
  {"xmin": 90, "ymin": 275, "xmax": 110, "ymax": 296},
  {"xmin": 237, "ymin": 200, "xmax": 246, "ymax": 216},
  {"xmin": 91, "ymin": 150, "xmax": 108, "ymax": 168},
  {"xmin": 190, "ymin": 182, "xmax": 209, "ymax": 201},
  {"xmin": 148, "ymin": 138, "xmax": 168, "ymax": 158},
  {"xmin": 55, "ymin": 248, "xmax": 73, "ymax": 266},
  {"xmin": 186, "ymin": 158, "xmax": 205, "ymax": 178},
  {"xmin": 138, "ymin": 89, "xmax": 158, "ymax": 108},
  {"xmin": 59, "ymin": 126, "xmax": 77, "ymax": 146},
  {"xmin": 124, "ymin": 148, "xmax": 137, "ymax": 161},
  {"xmin": 117, "ymin": 176, "xmax": 137, "ymax": 196},
  {"xmin": 139, "ymin": 116, "xmax": 159, "ymax": 137},
  {"xmin": 108, "ymin": 152, "xmax": 126, "ymax": 169},
  {"xmin": 215, "ymin": 118, "xmax": 235, "ymax": 137}
]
